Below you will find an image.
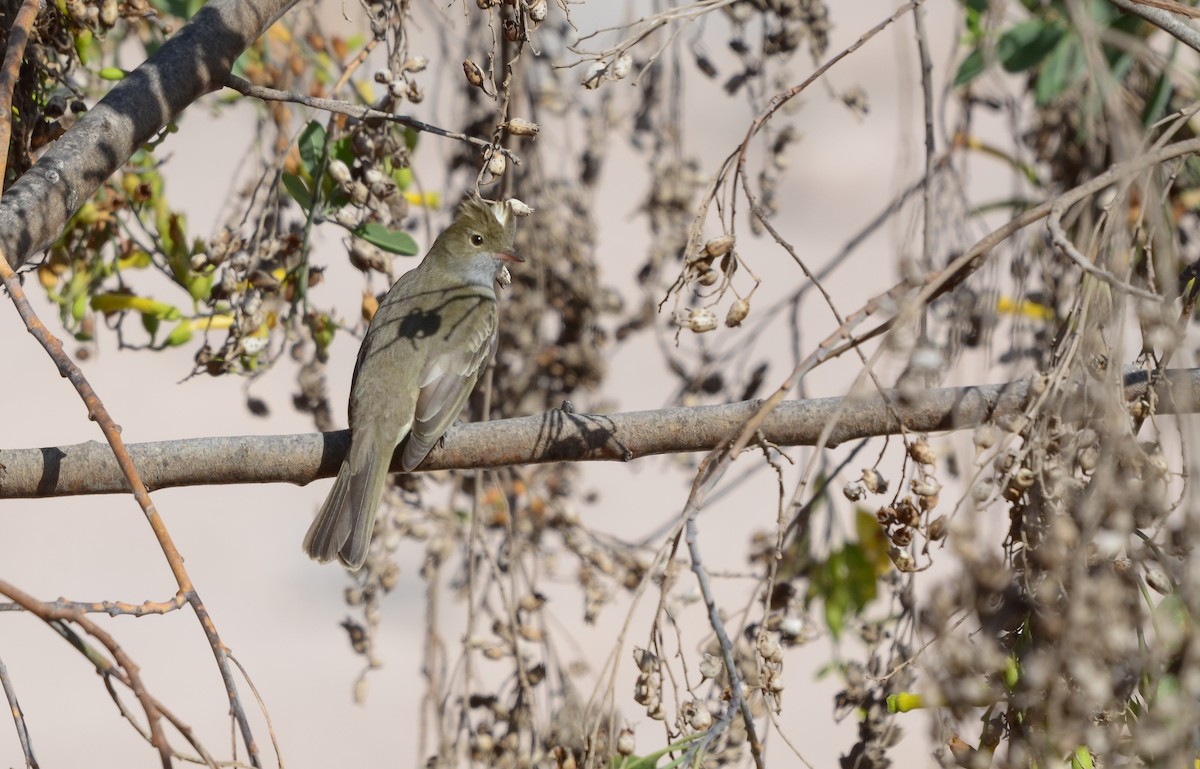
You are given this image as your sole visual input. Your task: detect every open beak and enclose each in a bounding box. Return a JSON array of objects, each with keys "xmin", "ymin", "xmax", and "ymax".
[{"xmin": 498, "ymin": 250, "xmax": 524, "ymax": 263}]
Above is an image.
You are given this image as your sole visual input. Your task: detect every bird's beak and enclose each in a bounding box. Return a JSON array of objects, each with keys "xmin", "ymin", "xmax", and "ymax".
[{"xmin": 498, "ymin": 250, "xmax": 524, "ymax": 263}]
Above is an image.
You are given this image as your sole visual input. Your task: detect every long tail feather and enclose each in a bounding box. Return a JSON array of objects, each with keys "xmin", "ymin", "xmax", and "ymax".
[{"xmin": 302, "ymin": 435, "xmax": 392, "ymax": 569}]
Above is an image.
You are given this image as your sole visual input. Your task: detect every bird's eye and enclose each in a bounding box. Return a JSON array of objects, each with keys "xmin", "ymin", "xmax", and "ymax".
[{"xmin": 470, "ymin": 233, "xmax": 484, "ymax": 246}]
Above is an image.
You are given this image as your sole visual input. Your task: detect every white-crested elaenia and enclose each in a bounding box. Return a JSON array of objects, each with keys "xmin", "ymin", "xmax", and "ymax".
[{"xmin": 304, "ymin": 194, "xmax": 522, "ymax": 569}]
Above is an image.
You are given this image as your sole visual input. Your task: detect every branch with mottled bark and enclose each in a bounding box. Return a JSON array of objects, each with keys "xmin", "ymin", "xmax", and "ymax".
[
  {"xmin": 0, "ymin": 0, "xmax": 299, "ymax": 269},
  {"xmin": 0, "ymin": 368, "xmax": 1194, "ymax": 499}
]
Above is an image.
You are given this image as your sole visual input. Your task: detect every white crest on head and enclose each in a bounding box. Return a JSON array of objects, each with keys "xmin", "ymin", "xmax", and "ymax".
[{"xmin": 489, "ymin": 199, "xmax": 512, "ymax": 227}]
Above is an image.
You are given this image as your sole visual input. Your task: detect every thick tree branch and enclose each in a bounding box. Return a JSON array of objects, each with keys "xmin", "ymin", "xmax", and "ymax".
[
  {"xmin": 0, "ymin": 0, "xmax": 298, "ymax": 269},
  {"xmin": 1, "ymin": 368, "xmax": 1193, "ymax": 499}
]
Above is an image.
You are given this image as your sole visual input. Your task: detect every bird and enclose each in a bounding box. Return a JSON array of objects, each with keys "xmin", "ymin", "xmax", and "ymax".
[{"xmin": 303, "ymin": 193, "xmax": 521, "ymax": 569}]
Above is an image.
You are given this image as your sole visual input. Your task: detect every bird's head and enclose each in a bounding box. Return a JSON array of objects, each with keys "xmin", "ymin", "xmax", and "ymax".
[{"xmin": 429, "ymin": 194, "xmax": 522, "ymax": 285}]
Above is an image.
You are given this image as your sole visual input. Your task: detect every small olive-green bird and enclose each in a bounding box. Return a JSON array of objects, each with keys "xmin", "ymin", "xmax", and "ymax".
[{"xmin": 303, "ymin": 194, "xmax": 521, "ymax": 569}]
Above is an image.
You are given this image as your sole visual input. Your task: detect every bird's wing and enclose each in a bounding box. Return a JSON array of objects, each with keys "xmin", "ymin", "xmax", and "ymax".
[{"xmin": 400, "ymin": 298, "xmax": 498, "ymax": 470}]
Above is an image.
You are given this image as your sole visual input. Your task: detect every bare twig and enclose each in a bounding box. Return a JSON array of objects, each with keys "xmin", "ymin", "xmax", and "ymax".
[
  {"xmin": 0, "ymin": 593, "xmax": 187, "ymax": 616},
  {"xmin": 685, "ymin": 516, "xmax": 764, "ymax": 769},
  {"xmin": 913, "ymin": 2, "xmax": 936, "ymax": 271},
  {"xmin": 0, "ymin": 579, "xmax": 171, "ymax": 767},
  {"xmin": 0, "ymin": 654, "xmax": 37, "ymax": 769},
  {"xmin": 224, "ymin": 75, "xmax": 519, "ymax": 163},
  {"xmin": 1047, "ymin": 204, "xmax": 1162, "ymax": 301}
]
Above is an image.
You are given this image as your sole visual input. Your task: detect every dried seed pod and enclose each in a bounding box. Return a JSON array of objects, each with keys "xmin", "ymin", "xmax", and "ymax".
[
  {"xmin": 725, "ymin": 298, "xmax": 750, "ymax": 327},
  {"xmin": 911, "ymin": 478, "xmax": 941, "ymax": 497},
  {"xmin": 616, "ymin": 728, "xmax": 635, "ymax": 756},
  {"xmin": 696, "ymin": 268, "xmax": 719, "ymax": 287},
  {"xmin": 502, "ymin": 17, "xmax": 520, "ymax": 41},
  {"xmin": 334, "ymin": 207, "xmax": 359, "ymax": 228},
  {"xmin": 350, "ymin": 181, "xmax": 369, "ymax": 206},
  {"xmin": 507, "ymin": 198, "xmax": 534, "ymax": 216},
  {"xmin": 327, "ymin": 159, "xmax": 352, "ymax": 185},
  {"xmin": 843, "ymin": 480, "xmax": 866, "ymax": 501},
  {"xmin": 582, "ymin": 60, "xmax": 607, "ymax": 89},
  {"xmin": 705, "ymin": 234, "xmax": 735, "ymax": 259},
  {"xmin": 463, "ymin": 59, "xmax": 486, "ymax": 90},
  {"xmin": 891, "ymin": 526, "xmax": 914, "ymax": 547},
  {"xmin": 699, "ymin": 653, "xmax": 722, "ymax": 680},
  {"xmin": 973, "ymin": 423, "xmax": 997, "ymax": 451},
  {"xmin": 610, "ymin": 53, "xmax": 633, "ymax": 80},
  {"xmin": 895, "ymin": 497, "xmax": 920, "ymax": 527},
  {"xmin": 506, "ymin": 117, "xmax": 540, "ymax": 136},
  {"xmin": 756, "ymin": 634, "xmax": 783, "ymax": 663},
  {"xmin": 526, "ymin": 0, "xmax": 548, "ymax": 22},
  {"xmin": 908, "ymin": 439, "xmax": 936, "ymax": 465},
  {"xmin": 487, "ymin": 152, "xmax": 507, "ymax": 177},
  {"xmin": 861, "ymin": 468, "xmax": 888, "ymax": 494},
  {"xmin": 687, "ymin": 703, "xmax": 712, "ymax": 730},
  {"xmin": 1144, "ymin": 563, "xmax": 1172, "ymax": 595},
  {"xmin": 349, "ymin": 240, "xmax": 387, "ymax": 272},
  {"xmin": 100, "ymin": 0, "xmax": 118, "ymax": 26},
  {"xmin": 518, "ymin": 592, "xmax": 546, "ymax": 612},
  {"xmin": 927, "ymin": 515, "xmax": 947, "ymax": 540},
  {"xmin": 403, "ymin": 56, "xmax": 428, "ymax": 72},
  {"xmin": 889, "ymin": 545, "xmax": 916, "ymax": 572},
  {"xmin": 683, "ymin": 308, "xmax": 718, "ymax": 333}
]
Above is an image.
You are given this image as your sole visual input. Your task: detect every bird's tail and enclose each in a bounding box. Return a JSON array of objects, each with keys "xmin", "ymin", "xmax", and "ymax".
[{"xmin": 302, "ymin": 435, "xmax": 392, "ymax": 569}]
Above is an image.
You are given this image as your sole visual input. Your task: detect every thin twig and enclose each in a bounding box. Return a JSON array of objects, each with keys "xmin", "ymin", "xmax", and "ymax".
[
  {"xmin": 1047, "ymin": 204, "xmax": 1162, "ymax": 301},
  {"xmin": 224, "ymin": 74, "xmax": 519, "ymax": 163},
  {"xmin": 685, "ymin": 516, "xmax": 764, "ymax": 769},
  {"xmin": 913, "ymin": 2, "xmax": 936, "ymax": 271},
  {"xmin": 0, "ymin": 579, "xmax": 171, "ymax": 767},
  {"xmin": 0, "ymin": 654, "xmax": 37, "ymax": 769},
  {"xmin": 0, "ymin": 593, "xmax": 187, "ymax": 616},
  {"xmin": 226, "ymin": 653, "xmax": 285, "ymax": 769}
]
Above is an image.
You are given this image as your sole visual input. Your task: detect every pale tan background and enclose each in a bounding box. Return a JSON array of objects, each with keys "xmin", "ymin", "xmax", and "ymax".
[{"xmin": 0, "ymin": 1, "xmax": 983, "ymax": 766}]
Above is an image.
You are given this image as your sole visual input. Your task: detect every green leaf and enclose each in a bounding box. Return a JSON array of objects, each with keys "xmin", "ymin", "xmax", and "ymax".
[
  {"xmin": 165, "ymin": 321, "xmax": 193, "ymax": 347},
  {"xmin": 1035, "ymin": 34, "xmax": 1081, "ymax": 104},
  {"xmin": 282, "ymin": 172, "xmax": 313, "ymax": 213},
  {"xmin": 353, "ymin": 222, "xmax": 419, "ymax": 255},
  {"xmin": 141, "ymin": 312, "xmax": 160, "ymax": 339},
  {"xmin": 331, "ymin": 136, "xmax": 356, "ymax": 169},
  {"xmin": 392, "ymin": 165, "xmax": 414, "ymax": 190},
  {"xmin": 953, "ymin": 48, "xmax": 987, "ymax": 88},
  {"xmin": 997, "ymin": 19, "xmax": 1065, "ymax": 74},
  {"xmin": 298, "ymin": 121, "xmax": 326, "ymax": 175}
]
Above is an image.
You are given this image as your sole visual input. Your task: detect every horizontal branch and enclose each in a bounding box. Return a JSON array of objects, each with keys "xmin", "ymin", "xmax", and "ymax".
[{"xmin": 0, "ymin": 368, "xmax": 1195, "ymax": 498}]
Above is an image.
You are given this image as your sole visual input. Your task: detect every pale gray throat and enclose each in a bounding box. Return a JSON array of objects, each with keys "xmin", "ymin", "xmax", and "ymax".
[{"xmin": 461, "ymin": 254, "xmax": 507, "ymax": 288}]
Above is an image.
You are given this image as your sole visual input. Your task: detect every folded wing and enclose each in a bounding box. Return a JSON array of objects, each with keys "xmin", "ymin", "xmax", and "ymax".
[{"xmin": 400, "ymin": 301, "xmax": 498, "ymax": 471}]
